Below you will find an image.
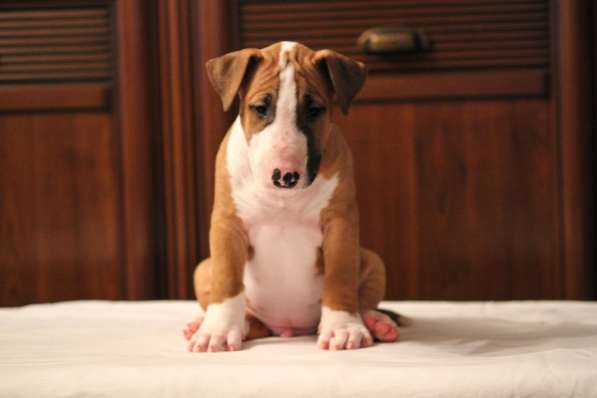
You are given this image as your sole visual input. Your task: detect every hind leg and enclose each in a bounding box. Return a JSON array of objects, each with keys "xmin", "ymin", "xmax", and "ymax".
[
  {"xmin": 183, "ymin": 258, "xmax": 271, "ymax": 347},
  {"xmin": 358, "ymin": 248, "xmax": 400, "ymax": 342}
]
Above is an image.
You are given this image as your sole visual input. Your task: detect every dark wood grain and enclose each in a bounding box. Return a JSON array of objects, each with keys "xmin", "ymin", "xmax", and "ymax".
[
  {"xmin": 555, "ymin": 0, "xmax": 596, "ymax": 299},
  {"xmin": 114, "ymin": 0, "xmax": 160, "ymax": 300},
  {"xmin": 156, "ymin": 0, "xmax": 200, "ymax": 299},
  {"xmin": 337, "ymin": 99, "xmax": 559, "ymax": 300},
  {"xmin": 336, "ymin": 104, "xmax": 420, "ymax": 299},
  {"xmin": 0, "ymin": 0, "xmax": 163, "ymax": 305},
  {"xmin": 0, "ymin": 113, "xmax": 123, "ymax": 306}
]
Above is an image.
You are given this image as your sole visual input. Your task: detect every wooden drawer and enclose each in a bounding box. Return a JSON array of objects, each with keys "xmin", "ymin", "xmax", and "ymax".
[
  {"xmin": 239, "ymin": 0, "xmax": 550, "ymax": 74},
  {"xmin": 0, "ymin": 0, "xmax": 158, "ymax": 305},
  {"xmin": 238, "ymin": 0, "xmax": 550, "ymax": 100}
]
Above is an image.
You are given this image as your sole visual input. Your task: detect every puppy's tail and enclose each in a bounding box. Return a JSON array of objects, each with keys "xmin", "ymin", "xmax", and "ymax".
[{"xmin": 376, "ymin": 308, "xmax": 413, "ymax": 327}]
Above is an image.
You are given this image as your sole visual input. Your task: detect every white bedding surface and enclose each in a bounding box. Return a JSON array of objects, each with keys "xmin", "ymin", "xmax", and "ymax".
[{"xmin": 1, "ymin": 300, "xmax": 596, "ymax": 398}]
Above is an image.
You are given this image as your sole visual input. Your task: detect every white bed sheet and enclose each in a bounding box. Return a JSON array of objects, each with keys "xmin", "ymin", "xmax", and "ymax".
[{"xmin": 1, "ymin": 300, "xmax": 596, "ymax": 398}]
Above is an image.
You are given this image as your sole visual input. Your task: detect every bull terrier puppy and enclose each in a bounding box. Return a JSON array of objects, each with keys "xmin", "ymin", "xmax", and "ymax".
[{"xmin": 183, "ymin": 42, "xmax": 400, "ymax": 352}]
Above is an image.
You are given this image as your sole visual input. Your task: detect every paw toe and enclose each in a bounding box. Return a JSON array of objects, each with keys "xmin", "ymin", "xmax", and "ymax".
[
  {"xmin": 362, "ymin": 334, "xmax": 374, "ymax": 347},
  {"xmin": 228, "ymin": 343, "xmax": 241, "ymax": 351},
  {"xmin": 317, "ymin": 331, "xmax": 332, "ymax": 350},
  {"xmin": 226, "ymin": 329, "xmax": 243, "ymax": 350},
  {"xmin": 330, "ymin": 329, "xmax": 349, "ymax": 350},
  {"xmin": 182, "ymin": 317, "xmax": 204, "ymax": 341},
  {"xmin": 207, "ymin": 335, "xmax": 226, "ymax": 352}
]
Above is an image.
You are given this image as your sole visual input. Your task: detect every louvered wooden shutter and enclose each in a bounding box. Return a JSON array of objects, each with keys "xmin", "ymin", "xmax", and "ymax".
[
  {"xmin": 0, "ymin": 4, "xmax": 113, "ymax": 83},
  {"xmin": 239, "ymin": 0, "xmax": 549, "ymax": 74}
]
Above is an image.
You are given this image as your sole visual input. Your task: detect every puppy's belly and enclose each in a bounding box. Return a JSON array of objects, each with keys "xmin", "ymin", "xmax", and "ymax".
[{"xmin": 243, "ymin": 222, "xmax": 323, "ymax": 334}]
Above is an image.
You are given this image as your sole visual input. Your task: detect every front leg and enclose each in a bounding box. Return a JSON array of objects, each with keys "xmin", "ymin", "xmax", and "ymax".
[
  {"xmin": 318, "ymin": 215, "xmax": 373, "ymax": 350},
  {"xmin": 189, "ymin": 216, "xmax": 249, "ymax": 353}
]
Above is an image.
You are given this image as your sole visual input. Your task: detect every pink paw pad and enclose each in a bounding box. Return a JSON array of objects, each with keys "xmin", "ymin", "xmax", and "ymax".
[
  {"xmin": 363, "ymin": 311, "xmax": 400, "ymax": 342},
  {"xmin": 182, "ymin": 316, "xmax": 204, "ymax": 341}
]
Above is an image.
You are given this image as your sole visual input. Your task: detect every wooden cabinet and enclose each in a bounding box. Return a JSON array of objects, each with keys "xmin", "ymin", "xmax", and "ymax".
[
  {"xmin": 207, "ymin": 0, "xmax": 594, "ymax": 300},
  {"xmin": 241, "ymin": 0, "xmax": 562, "ymax": 300},
  {"xmin": 0, "ymin": 0, "xmax": 594, "ymax": 305},
  {"xmin": 0, "ymin": 1, "xmax": 160, "ymax": 305}
]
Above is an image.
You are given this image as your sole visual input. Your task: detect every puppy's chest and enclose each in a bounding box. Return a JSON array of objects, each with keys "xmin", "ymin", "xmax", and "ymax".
[
  {"xmin": 235, "ymin": 182, "xmax": 327, "ymax": 273},
  {"xmin": 231, "ymin": 179, "xmax": 338, "ymax": 329}
]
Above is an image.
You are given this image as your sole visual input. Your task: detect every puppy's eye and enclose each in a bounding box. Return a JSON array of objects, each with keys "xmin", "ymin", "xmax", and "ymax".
[
  {"xmin": 249, "ymin": 103, "xmax": 268, "ymax": 117},
  {"xmin": 307, "ymin": 106, "xmax": 325, "ymax": 119}
]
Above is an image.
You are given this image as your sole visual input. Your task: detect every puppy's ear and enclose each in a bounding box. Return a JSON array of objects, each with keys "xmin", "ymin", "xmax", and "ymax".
[
  {"xmin": 206, "ymin": 48, "xmax": 262, "ymax": 111},
  {"xmin": 312, "ymin": 49, "xmax": 367, "ymax": 115}
]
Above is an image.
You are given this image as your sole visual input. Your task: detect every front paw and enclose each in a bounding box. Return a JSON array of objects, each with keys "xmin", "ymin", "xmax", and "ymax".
[
  {"xmin": 188, "ymin": 324, "xmax": 245, "ymax": 352},
  {"xmin": 317, "ymin": 307, "xmax": 373, "ymax": 350},
  {"xmin": 188, "ymin": 295, "xmax": 247, "ymax": 353}
]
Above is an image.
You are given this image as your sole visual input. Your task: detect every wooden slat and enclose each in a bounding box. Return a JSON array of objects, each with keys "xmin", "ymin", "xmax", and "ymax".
[
  {"xmin": 0, "ymin": 83, "xmax": 111, "ymax": 110},
  {"xmin": 0, "ymin": 36, "xmax": 109, "ymax": 46},
  {"xmin": 243, "ymin": 0, "xmax": 546, "ymax": 13},
  {"xmin": 242, "ymin": 13, "xmax": 547, "ymax": 31},
  {"xmin": 0, "ymin": 71, "xmax": 110, "ymax": 81},
  {"xmin": 357, "ymin": 69, "xmax": 547, "ymax": 101},
  {"xmin": 365, "ymin": 57, "xmax": 547, "ymax": 71},
  {"xmin": 338, "ymin": 46, "xmax": 548, "ymax": 58},
  {"xmin": 0, "ymin": 62, "xmax": 110, "ymax": 72},
  {"xmin": 434, "ymin": 30, "xmax": 548, "ymax": 42},
  {"xmin": 1, "ymin": 53, "xmax": 110, "ymax": 64},
  {"xmin": 244, "ymin": 31, "xmax": 550, "ymax": 44},
  {"xmin": 245, "ymin": 32, "xmax": 549, "ymax": 49},
  {"xmin": 0, "ymin": 27, "xmax": 110, "ymax": 37},
  {"xmin": 243, "ymin": 22, "xmax": 548, "ymax": 38},
  {"xmin": 424, "ymin": 21, "xmax": 548, "ymax": 34},
  {"xmin": 242, "ymin": 3, "xmax": 547, "ymax": 22},
  {"xmin": 0, "ymin": 9, "xmax": 108, "ymax": 20},
  {"xmin": 0, "ymin": 44, "xmax": 111, "ymax": 55},
  {"xmin": 0, "ymin": 18, "xmax": 107, "ymax": 29}
]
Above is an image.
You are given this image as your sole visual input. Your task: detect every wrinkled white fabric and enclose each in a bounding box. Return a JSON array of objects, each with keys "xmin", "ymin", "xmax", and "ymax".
[{"xmin": 1, "ymin": 300, "xmax": 596, "ymax": 398}]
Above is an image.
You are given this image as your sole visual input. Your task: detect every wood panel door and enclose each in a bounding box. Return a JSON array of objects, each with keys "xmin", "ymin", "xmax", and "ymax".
[
  {"xmin": 336, "ymin": 100, "xmax": 559, "ymax": 300},
  {"xmin": 188, "ymin": 0, "xmax": 595, "ymax": 300},
  {"xmin": 0, "ymin": 0, "xmax": 160, "ymax": 305}
]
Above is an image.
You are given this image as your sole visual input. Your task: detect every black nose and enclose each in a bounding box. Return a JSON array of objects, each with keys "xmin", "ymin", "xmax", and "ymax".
[{"xmin": 272, "ymin": 169, "xmax": 300, "ymax": 188}]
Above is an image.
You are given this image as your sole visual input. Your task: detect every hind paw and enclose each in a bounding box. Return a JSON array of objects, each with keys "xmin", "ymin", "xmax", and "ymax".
[
  {"xmin": 182, "ymin": 316, "xmax": 204, "ymax": 341},
  {"xmin": 362, "ymin": 310, "xmax": 400, "ymax": 342}
]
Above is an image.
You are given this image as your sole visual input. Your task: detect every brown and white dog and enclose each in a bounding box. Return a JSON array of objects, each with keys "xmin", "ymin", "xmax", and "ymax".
[{"xmin": 183, "ymin": 41, "xmax": 400, "ymax": 352}]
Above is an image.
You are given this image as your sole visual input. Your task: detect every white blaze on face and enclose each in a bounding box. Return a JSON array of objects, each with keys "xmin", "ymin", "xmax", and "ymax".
[{"xmin": 247, "ymin": 41, "xmax": 308, "ymax": 190}]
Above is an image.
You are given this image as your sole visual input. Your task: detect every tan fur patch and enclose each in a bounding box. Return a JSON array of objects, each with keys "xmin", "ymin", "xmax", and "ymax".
[
  {"xmin": 318, "ymin": 129, "xmax": 362, "ymax": 313},
  {"xmin": 208, "ymin": 131, "xmax": 250, "ymax": 303},
  {"xmin": 358, "ymin": 248, "xmax": 386, "ymax": 312},
  {"xmin": 239, "ymin": 44, "xmax": 282, "ymax": 140}
]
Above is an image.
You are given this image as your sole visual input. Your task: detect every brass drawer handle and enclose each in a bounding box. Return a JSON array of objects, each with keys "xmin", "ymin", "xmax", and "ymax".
[{"xmin": 357, "ymin": 26, "xmax": 431, "ymax": 54}]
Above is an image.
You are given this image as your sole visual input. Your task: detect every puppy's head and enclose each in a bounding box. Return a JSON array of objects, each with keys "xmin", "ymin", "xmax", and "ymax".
[{"xmin": 206, "ymin": 42, "xmax": 366, "ymax": 190}]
